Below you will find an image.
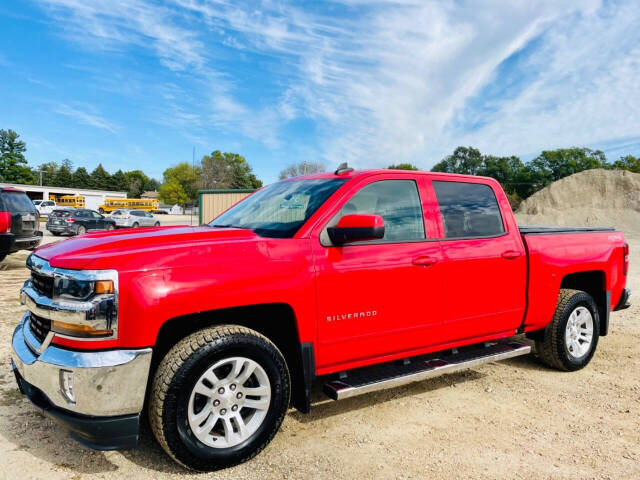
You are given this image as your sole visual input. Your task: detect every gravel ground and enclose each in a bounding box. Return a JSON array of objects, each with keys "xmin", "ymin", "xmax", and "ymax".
[{"xmin": 0, "ymin": 239, "xmax": 638, "ymax": 480}]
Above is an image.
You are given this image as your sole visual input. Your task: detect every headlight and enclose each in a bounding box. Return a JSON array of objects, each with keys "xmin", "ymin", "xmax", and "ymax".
[{"xmin": 54, "ymin": 278, "xmax": 114, "ymax": 300}]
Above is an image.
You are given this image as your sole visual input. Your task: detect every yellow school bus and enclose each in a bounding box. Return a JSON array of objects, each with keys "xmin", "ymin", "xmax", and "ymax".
[
  {"xmin": 98, "ymin": 198, "xmax": 160, "ymax": 214},
  {"xmin": 49, "ymin": 194, "xmax": 86, "ymax": 208}
]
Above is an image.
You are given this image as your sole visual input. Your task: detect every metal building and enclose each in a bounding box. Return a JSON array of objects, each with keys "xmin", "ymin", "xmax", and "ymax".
[{"xmin": 198, "ymin": 189, "xmax": 254, "ymax": 225}]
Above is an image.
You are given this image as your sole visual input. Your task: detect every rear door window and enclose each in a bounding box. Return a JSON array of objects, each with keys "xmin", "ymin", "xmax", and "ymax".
[
  {"xmin": 432, "ymin": 181, "xmax": 505, "ymax": 239},
  {"xmin": 1, "ymin": 192, "xmax": 36, "ymax": 212}
]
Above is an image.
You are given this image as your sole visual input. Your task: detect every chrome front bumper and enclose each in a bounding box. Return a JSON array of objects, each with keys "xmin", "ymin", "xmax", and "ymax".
[{"xmin": 11, "ymin": 313, "xmax": 152, "ymax": 416}]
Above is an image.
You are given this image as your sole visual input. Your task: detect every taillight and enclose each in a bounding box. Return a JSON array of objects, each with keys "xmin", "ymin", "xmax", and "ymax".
[
  {"xmin": 35, "ymin": 211, "xmax": 40, "ymax": 231},
  {"xmin": 0, "ymin": 211, "xmax": 10, "ymax": 233},
  {"xmin": 622, "ymin": 243, "xmax": 629, "ymax": 276},
  {"xmin": 65, "ymin": 218, "xmax": 75, "ymax": 223}
]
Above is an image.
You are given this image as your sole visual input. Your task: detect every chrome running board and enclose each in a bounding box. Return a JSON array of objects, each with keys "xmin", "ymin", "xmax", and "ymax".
[{"xmin": 323, "ymin": 341, "xmax": 531, "ymax": 401}]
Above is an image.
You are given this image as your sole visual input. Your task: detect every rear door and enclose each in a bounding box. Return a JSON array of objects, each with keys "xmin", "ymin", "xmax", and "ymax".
[
  {"xmin": 0, "ymin": 191, "xmax": 38, "ymax": 237},
  {"xmin": 431, "ymin": 180, "xmax": 526, "ymax": 341}
]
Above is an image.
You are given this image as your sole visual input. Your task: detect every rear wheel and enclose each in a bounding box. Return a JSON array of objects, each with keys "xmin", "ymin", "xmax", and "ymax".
[
  {"xmin": 106, "ymin": 224, "xmax": 115, "ymax": 230},
  {"xmin": 154, "ymin": 222, "xmax": 160, "ymax": 227},
  {"xmin": 149, "ymin": 325, "xmax": 290, "ymax": 471},
  {"xmin": 52, "ymin": 232, "xmax": 61, "ymax": 236},
  {"xmin": 98, "ymin": 208, "xmax": 104, "ymax": 214},
  {"xmin": 132, "ymin": 222, "xmax": 139, "ymax": 228},
  {"xmin": 0, "ymin": 254, "xmax": 6, "ymax": 262},
  {"xmin": 76, "ymin": 225, "xmax": 86, "ymax": 236},
  {"xmin": 536, "ymin": 288, "xmax": 600, "ymax": 371}
]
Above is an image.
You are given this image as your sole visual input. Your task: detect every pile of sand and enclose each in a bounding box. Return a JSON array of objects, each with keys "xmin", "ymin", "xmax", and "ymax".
[{"xmin": 515, "ymin": 168, "xmax": 640, "ymax": 237}]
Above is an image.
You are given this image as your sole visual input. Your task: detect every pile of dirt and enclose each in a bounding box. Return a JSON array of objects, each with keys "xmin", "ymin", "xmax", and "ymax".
[{"xmin": 515, "ymin": 168, "xmax": 640, "ymax": 237}]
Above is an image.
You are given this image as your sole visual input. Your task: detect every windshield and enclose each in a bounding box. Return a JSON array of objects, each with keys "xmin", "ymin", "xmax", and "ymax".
[{"xmin": 209, "ymin": 178, "xmax": 347, "ymax": 238}]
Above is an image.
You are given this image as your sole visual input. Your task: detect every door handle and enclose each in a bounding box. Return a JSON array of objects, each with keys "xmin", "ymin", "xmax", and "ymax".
[
  {"xmin": 412, "ymin": 256, "xmax": 437, "ymax": 266},
  {"xmin": 501, "ymin": 250, "xmax": 521, "ymax": 260}
]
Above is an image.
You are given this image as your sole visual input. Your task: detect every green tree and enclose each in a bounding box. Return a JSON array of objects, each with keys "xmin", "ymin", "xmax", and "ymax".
[
  {"xmin": 159, "ymin": 178, "xmax": 188, "ymax": 205},
  {"xmin": 144, "ymin": 177, "xmax": 160, "ymax": 192},
  {"xmin": 388, "ymin": 163, "xmax": 419, "ymax": 171},
  {"xmin": 529, "ymin": 147, "xmax": 607, "ymax": 187},
  {"xmin": 111, "ymin": 169, "xmax": 128, "ymax": 191},
  {"xmin": 163, "ymin": 162, "xmax": 199, "ymax": 202},
  {"xmin": 37, "ymin": 162, "xmax": 59, "ymax": 186},
  {"xmin": 200, "ymin": 151, "xmax": 262, "ymax": 189},
  {"xmin": 279, "ymin": 161, "xmax": 325, "ymax": 179},
  {"xmin": 123, "ymin": 170, "xmax": 150, "ymax": 198},
  {"xmin": 609, "ymin": 154, "xmax": 640, "ymax": 173},
  {"xmin": 432, "ymin": 146, "xmax": 484, "ymax": 175},
  {"xmin": 0, "ymin": 129, "xmax": 34, "ymax": 184},
  {"xmin": 90, "ymin": 164, "xmax": 112, "ymax": 190},
  {"xmin": 52, "ymin": 159, "xmax": 74, "ymax": 187},
  {"xmin": 72, "ymin": 167, "xmax": 91, "ymax": 188}
]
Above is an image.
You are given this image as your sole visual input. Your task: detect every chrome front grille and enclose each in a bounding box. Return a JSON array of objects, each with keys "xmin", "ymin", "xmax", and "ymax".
[
  {"xmin": 29, "ymin": 313, "xmax": 51, "ymax": 343},
  {"xmin": 31, "ymin": 271, "xmax": 54, "ymax": 298}
]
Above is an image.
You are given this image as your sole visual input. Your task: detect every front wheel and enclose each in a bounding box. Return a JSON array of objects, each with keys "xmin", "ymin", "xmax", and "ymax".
[
  {"xmin": 98, "ymin": 208, "xmax": 104, "ymax": 214},
  {"xmin": 536, "ymin": 288, "xmax": 600, "ymax": 371},
  {"xmin": 132, "ymin": 222, "xmax": 139, "ymax": 228},
  {"xmin": 0, "ymin": 254, "xmax": 6, "ymax": 262},
  {"xmin": 149, "ymin": 325, "xmax": 290, "ymax": 471},
  {"xmin": 154, "ymin": 222, "xmax": 160, "ymax": 227}
]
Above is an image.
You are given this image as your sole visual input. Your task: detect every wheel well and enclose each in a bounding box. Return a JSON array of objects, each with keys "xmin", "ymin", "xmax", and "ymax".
[
  {"xmin": 560, "ymin": 270, "xmax": 609, "ymax": 336},
  {"xmin": 150, "ymin": 303, "xmax": 312, "ymax": 413}
]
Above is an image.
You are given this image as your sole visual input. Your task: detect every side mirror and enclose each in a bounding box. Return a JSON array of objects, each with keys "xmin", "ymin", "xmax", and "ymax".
[{"xmin": 327, "ymin": 214, "xmax": 385, "ymax": 245}]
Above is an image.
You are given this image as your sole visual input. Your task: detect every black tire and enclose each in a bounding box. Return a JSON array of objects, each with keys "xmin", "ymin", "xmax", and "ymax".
[
  {"xmin": 149, "ymin": 325, "xmax": 290, "ymax": 471},
  {"xmin": 154, "ymin": 222, "xmax": 160, "ymax": 227},
  {"xmin": 98, "ymin": 208, "xmax": 105, "ymax": 214},
  {"xmin": 76, "ymin": 225, "xmax": 86, "ymax": 236},
  {"xmin": 132, "ymin": 222, "xmax": 139, "ymax": 228},
  {"xmin": 52, "ymin": 232, "xmax": 61, "ymax": 236},
  {"xmin": 106, "ymin": 224, "xmax": 115, "ymax": 231},
  {"xmin": 0, "ymin": 254, "xmax": 6, "ymax": 262},
  {"xmin": 536, "ymin": 288, "xmax": 600, "ymax": 371}
]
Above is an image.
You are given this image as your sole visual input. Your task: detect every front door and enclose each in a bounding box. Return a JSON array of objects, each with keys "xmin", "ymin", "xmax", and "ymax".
[{"xmin": 312, "ymin": 176, "xmax": 444, "ymax": 370}]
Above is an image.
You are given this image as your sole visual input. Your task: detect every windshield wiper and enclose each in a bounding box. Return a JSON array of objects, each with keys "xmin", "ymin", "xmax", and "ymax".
[{"xmin": 209, "ymin": 224, "xmax": 245, "ymax": 229}]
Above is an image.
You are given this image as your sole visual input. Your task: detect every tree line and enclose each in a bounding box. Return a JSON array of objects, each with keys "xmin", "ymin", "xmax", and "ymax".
[
  {"xmin": 0, "ymin": 129, "xmax": 159, "ymax": 198},
  {"xmin": 428, "ymin": 146, "xmax": 639, "ymax": 207},
  {"xmin": 3, "ymin": 128, "xmax": 639, "ymax": 208}
]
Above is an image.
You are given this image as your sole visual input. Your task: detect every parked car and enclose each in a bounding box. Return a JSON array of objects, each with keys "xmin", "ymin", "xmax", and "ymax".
[
  {"xmin": 0, "ymin": 187, "xmax": 42, "ymax": 262},
  {"xmin": 35, "ymin": 199, "xmax": 56, "ymax": 216},
  {"xmin": 110, "ymin": 209, "xmax": 161, "ymax": 228},
  {"xmin": 46, "ymin": 208, "xmax": 116, "ymax": 236},
  {"xmin": 12, "ymin": 167, "xmax": 631, "ymax": 471}
]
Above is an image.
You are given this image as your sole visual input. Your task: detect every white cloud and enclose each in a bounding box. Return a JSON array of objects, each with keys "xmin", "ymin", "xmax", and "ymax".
[
  {"xmin": 36, "ymin": 0, "xmax": 640, "ymax": 167},
  {"xmin": 54, "ymin": 103, "xmax": 119, "ymax": 133}
]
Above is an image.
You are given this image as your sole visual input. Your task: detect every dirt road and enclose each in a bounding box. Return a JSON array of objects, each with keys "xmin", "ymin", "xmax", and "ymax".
[{"xmin": 1, "ymin": 241, "xmax": 638, "ymax": 480}]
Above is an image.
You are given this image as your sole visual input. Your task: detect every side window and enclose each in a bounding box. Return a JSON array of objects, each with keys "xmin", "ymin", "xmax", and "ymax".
[
  {"xmin": 432, "ymin": 181, "xmax": 505, "ymax": 239},
  {"xmin": 91, "ymin": 211, "xmax": 102, "ymax": 219},
  {"xmin": 331, "ymin": 180, "xmax": 425, "ymax": 242}
]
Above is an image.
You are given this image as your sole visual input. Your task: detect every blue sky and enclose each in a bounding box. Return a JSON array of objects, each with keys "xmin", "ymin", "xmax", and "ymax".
[{"xmin": 1, "ymin": 0, "xmax": 639, "ymax": 184}]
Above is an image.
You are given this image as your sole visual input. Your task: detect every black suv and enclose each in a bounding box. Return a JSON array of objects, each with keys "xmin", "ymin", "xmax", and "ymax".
[
  {"xmin": 46, "ymin": 208, "xmax": 116, "ymax": 236},
  {"xmin": 0, "ymin": 187, "xmax": 43, "ymax": 262}
]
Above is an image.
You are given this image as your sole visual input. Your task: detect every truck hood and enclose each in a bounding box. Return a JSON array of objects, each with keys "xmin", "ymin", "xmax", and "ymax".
[{"xmin": 34, "ymin": 226, "xmax": 259, "ymax": 270}]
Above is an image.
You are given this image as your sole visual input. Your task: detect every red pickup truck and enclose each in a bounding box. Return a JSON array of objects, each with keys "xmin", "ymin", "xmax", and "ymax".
[{"xmin": 11, "ymin": 166, "xmax": 630, "ymax": 471}]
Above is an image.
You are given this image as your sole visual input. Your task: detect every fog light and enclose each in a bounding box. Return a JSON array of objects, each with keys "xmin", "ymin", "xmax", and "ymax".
[{"xmin": 59, "ymin": 369, "xmax": 75, "ymax": 404}]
